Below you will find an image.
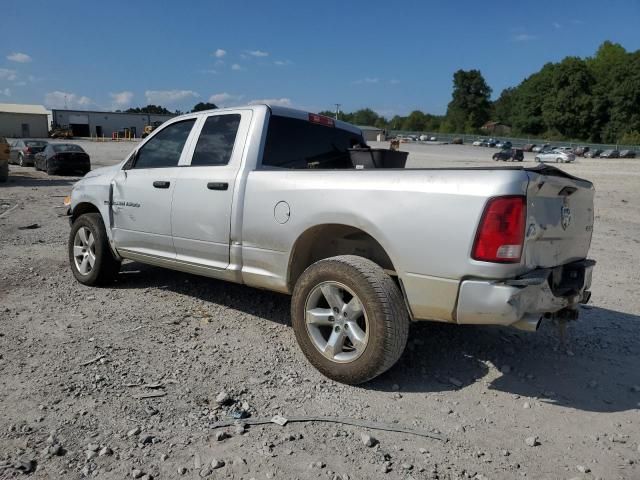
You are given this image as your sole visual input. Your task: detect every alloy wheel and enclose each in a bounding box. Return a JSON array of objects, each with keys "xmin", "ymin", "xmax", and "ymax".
[
  {"xmin": 73, "ymin": 226, "xmax": 96, "ymax": 275},
  {"xmin": 304, "ymin": 281, "xmax": 369, "ymax": 363}
]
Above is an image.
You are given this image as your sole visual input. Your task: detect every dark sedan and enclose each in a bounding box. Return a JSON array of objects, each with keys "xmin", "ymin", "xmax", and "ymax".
[
  {"xmin": 600, "ymin": 149, "xmax": 620, "ymax": 159},
  {"xmin": 34, "ymin": 144, "xmax": 91, "ymax": 175},
  {"xmin": 619, "ymin": 150, "xmax": 636, "ymax": 158},
  {"xmin": 9, "ymin": 139, "xmax": 48, "ymax": 166}
]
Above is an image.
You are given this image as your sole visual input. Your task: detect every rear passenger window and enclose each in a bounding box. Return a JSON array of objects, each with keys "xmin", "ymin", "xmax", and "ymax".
[
  {"xmin": 133, "ymin": 119, "xmax": 195, "ymax": 169},
  {"xmin": 191, "ymin": 114, "xmax": 241, "ymax": 166},
  {"xmin": 262, "ymin": 115, "xmax": 365, "ymax": 169}
]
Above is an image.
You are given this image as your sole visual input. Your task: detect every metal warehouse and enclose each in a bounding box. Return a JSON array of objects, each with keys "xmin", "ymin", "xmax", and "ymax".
[
  {"xmin": 0, "ymin": 103, "xmax": 50, "ymax": 138},
  {"xmin": 51, "ymin": 109, "xmax": 176, "ymax": 138}
]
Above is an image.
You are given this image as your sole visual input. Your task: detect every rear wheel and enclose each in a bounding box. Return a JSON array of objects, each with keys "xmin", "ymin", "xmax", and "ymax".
[
  {"xmin": 291, "ymin": 255, "xmax": 409, "ymax": 384},
  {"xmin": 68, "ymin": 213, "xmax": 120, "ymax": 286},
  {"xmin": 556, "ymin": 157, "xmax": 563, "ymax": 163}
]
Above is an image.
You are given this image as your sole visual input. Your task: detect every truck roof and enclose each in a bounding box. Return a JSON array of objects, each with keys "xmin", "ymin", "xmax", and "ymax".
[{"xmin": 185, "ymin": 104, "xmax": 363, "ymax": 136}]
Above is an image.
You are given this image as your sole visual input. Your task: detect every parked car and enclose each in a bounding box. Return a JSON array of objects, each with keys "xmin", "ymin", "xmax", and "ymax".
[
  {"xmin": 522, "ymin": 144, "xmax": 536, "ymax": 152},
  {"xmin": 0, "ymin": 137, "xmax": 9, "ymax": 182},
  {"xmin": 472, "ymin": 139, "xmax": 484, "ymax": 146},
  {"xmin": 534, "ymin": 148, "xmax": 576, "ymax": 163},
  {"xmin": 34, "ymin": 143, "xmax": 91, "ymax": 175},
  {"xmin": 65, "ymin": 104, "xmax": 596, "ymax": 384},
  {"xmin": 492, "ymin": 148, "xmax": 524, "ymax": 162},
  {"xmin": 9, "ymin": 139, "xmax": 48, "ymax": 166},
  {"xmin": 574, "ymin": 146, "xmax": 590, "ymax": 157},
  {"xmin": 451, "ymin": 137, "xmax": 463, "ymax": 145},
  {"xmin": 584, "ymin": 149, "xmax": 602, "ymax": 158},
  {"xmin": 557, "ymin": 147, "xmax": 574, "ymax": 154},
  {"xmin": 619, "ymin": 150, "xmax": 636, "ymax": 158},
  {"xmin": 532, "ymin": 144, "xmax": 549, "ymax": 153},
  {"xmin": 600, "ymin": 149, "xmax": 620, "ymax": 158}
]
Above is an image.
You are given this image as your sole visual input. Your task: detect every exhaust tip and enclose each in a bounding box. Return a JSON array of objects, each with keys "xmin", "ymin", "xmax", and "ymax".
[{"xmin": 512, "ymin": 316, "xmax": 541, "ymax": 332}]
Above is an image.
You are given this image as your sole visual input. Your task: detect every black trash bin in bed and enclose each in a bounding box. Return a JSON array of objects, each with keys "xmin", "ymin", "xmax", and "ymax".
[{"xmin": 348, "ymin": 147, "xmax": 408, "ymax": 168}]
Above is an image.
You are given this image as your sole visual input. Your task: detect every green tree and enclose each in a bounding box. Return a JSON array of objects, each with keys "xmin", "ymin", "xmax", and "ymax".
[
  {"xmin": 126, "ymin": 105, "xmax": 172, "ymax": 115},
  {"xmin": 445, "ymin": 69, "xmax": 492, "ymax": 133},
  {"xmin": 191, "ymin": 102, "xmax": 218, "ymax": 112},
  {"xmin": 541, "ymin": 57, "xmax": 595, "ymax": 139}
]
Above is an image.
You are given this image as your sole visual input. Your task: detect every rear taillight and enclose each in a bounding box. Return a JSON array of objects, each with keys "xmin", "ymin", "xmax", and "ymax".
[
  {"xmin": 24, "ymin": 147, "xmax": 31, "ymax": 153},
  {"xmin": 472, "ymin": 195, "xmax": 526, "ymax": 263}
]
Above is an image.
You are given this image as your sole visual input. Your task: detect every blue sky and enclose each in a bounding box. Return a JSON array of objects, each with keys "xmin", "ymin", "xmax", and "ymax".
[{"xmin": 1, "ymin": 0, "xmax": 639, "ymax": 117}]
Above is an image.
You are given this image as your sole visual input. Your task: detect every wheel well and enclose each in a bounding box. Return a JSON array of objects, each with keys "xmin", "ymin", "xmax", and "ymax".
[
  {"xmin": 71, "ymin": 202, "xmax": 100, "ymax": 222},
  {"xmin": 287, "ymin": 224, "xmax": 396, "ymax": 291}
]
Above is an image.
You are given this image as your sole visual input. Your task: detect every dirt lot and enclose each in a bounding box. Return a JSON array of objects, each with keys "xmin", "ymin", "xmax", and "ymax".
[{"xmin": 1, "ymin": 140, "xmax": 638, "ymax": 479}]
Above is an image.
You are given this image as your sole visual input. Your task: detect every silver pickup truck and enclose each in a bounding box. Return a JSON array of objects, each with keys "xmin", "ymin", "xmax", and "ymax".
[{"xmin": 67, "ymin": 105, "xmax": 595, "ymax": 384}]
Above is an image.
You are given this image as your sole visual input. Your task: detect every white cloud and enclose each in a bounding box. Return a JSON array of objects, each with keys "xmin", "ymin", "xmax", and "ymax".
[
  {"xmin": 110, "ymin": 91, "xmax": 134, "ymax": 108},
  {"xmin": 7, "ymin": 52, "xmax": 31, "ymax": 63},
  {"xmin": 247, "ymin": 50, "xmax": 269, "ymax": 57},
  {"xmin": 512, "ymin": 33, "xmax": 536, "ymax": 42},
  {"xmin": 44, "ymin": 91, "xmax": 93, "ymax": 109},
  {"xmin": 144, "ymin": 89, "xmax": 199, "ymax": 104},
  {"xmin": 274, "ymin": 60, "xmax": 292, "ymax": 66},
  {"xmin": 208, "ymin": 92, "xmax": 244, "ymax": 105},
  {"xmin": 353, "ymin": 77, "xmax": 379, "ymax": 84},
  {"xmin": 231, "ymin": 63, "xmax": 244, "ymax": 71},
  {"xmin": 248, "ymin": 98, "xmax": 291, "ymax": 107},
  {"xmin": 213, "ymin": 48, "xmax": 226, "ymax": 58},
  {"xmin": 1, "ymin": 88, "xmax": 10, "ymax": 96},
  {"xmin": 0, "ymin": 68, "xmax": 17, "ymax": 81}
]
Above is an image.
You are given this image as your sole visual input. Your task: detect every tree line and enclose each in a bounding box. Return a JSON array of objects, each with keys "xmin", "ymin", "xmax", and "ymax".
[
  {"xmin": 118, "ymin": 42, "xmax": 639, "ymax": 144},
  {"xmin": 322, "ymin": 41, "xmax": 640, "ymax": 144}
]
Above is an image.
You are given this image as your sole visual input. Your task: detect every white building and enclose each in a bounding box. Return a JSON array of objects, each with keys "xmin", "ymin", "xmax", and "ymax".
[
  {"xmin": 51, "ymin": 109, "xmax": 176, "ymax": 138},
  {"xmin": 0, "ymin": 103, "xmax": 50, "ymax": 138}
]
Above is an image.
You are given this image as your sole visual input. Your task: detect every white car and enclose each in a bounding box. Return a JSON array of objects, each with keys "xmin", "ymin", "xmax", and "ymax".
[
  {"xmin": 472, "ymin": 139, "xmax": 483, "ymax": 146},
  {"xmin": 535, "ymin": 148, "xmax": 576, "ymax": 163}
]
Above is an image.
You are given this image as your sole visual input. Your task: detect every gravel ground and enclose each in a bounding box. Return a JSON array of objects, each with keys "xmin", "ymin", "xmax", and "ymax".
[{"xmin": 0, "ymin": 140, "xmax": 639, "ymax": 479}]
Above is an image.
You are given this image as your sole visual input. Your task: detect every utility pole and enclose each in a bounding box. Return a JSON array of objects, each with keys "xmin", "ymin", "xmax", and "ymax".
[{"xmin": 334, "ymin": 103, "xmax": 341, "ymax": 120}]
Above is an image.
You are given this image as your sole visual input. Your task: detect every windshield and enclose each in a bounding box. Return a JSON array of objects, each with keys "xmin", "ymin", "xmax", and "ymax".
[{"xmin": 53, "ymin": 144, "xmax": 84, "ymax": 153}]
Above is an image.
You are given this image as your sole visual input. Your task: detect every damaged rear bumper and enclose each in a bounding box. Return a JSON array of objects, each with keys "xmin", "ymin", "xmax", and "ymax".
[{"xmin": 456, "ymin": 259, "xmax": 594, "ymax": 330}]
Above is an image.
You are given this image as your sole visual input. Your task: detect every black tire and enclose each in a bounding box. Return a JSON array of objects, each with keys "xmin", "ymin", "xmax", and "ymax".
[
  {"xmin": 46, "ymin": 161, "xmax": 55, "ymax": 175},
  {"xmin": 291, "ymin": 255, "xmax": 409, "ymax": 384},
  {"xmin": 68, "ymin": 213, "xmax": 120, "ymax": 286}
]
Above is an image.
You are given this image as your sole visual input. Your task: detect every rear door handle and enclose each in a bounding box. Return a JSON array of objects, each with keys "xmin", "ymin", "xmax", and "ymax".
[
  {"xmin": 153, "ymin": 180, "xmax": 170, "ymax": 189},
  {"xmin": 207, "ymin": 182, "xmax": 229, "ymax": 191}
]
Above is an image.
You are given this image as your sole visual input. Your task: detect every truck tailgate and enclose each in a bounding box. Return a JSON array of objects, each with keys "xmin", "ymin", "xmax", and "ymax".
[{"xmin": 524, "ymin": 165, "xmax": 594, "ymax": 268}]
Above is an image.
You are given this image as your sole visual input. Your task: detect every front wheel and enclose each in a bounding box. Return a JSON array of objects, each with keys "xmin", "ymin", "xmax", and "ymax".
[
  {"xmin": 291, "ymin": 255, "xmax": 409, "ymax": 384},
  {"xmin": 68, "ymin": 213, "xmax": 120, "ymax": 286}
]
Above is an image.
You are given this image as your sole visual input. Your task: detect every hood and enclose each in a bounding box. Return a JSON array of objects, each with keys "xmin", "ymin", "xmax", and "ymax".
[{"xmin": 83, "ymin": 162, "xmax": 124, "ymax": 180}]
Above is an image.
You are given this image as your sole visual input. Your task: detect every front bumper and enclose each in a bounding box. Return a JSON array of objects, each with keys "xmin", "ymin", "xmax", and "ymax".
[{"xmin": 456, "ymin": 260, "xmax": 594, "ymax": 328}]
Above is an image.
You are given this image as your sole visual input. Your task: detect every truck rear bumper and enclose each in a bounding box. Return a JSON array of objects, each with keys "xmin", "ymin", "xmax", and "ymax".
[{"xmin": 456, "ymin": 260, "xmax": 594, "ymax": 329}]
